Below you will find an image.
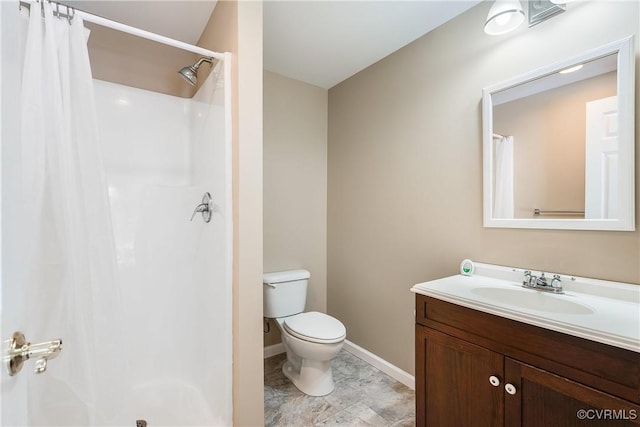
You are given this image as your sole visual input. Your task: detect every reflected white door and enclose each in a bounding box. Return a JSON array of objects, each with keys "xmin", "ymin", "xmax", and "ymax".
[{"xmin": 585, "ymin": 96, "xmax": 618, "ymax": 219}]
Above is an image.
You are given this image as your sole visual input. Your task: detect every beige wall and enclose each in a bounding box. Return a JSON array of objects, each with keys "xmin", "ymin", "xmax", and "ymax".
[
  {"xmin": 86, "ymin": 1, "xmax": 237, "ymax": 99},
  {"xmin": 86, "ymin": 1, "xmax": 199, "ymax": 98},
  {"xmin": 327, "ymin": 1, "xmax": 640, "ymax": 376},
  {"xmin": 263, "ymin": 71, "xmax": 328, "ymax": 346},
  {"xmin": 199, "ymin": 1, "xmax": 265, "ymax": 425},
  {"xmin": 494, "ymin": 72, "xmax": 617, "ymax": 218}
]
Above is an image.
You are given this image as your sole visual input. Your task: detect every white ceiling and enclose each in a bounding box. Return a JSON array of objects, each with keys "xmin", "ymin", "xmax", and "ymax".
[
  {"xmin": 264, "ymin": 1, "xmax": 482, "ymax": 89},
  {"xmin": 64, "ymin": 1, "xmax": 217, "ymax": 45},
  {"xmin": 64, "ymin": 0, "xmax": 482, "ymax": 89}
]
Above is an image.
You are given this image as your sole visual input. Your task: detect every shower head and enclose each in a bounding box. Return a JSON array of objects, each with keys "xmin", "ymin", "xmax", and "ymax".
[{"xmin": 178, "ymin": 57, "xmax": 214, "ymax": 86}]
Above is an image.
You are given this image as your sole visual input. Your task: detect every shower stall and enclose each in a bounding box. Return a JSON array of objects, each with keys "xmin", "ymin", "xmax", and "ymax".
[{"xmin": 0, "ymin": 1, "xmax": 233, "ymax": 425}]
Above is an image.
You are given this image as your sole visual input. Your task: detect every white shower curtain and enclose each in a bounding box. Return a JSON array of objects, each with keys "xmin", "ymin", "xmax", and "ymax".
[
  {"xmin": 494, "ymin": 136, "xmax": 514, "ymax": 219},
  {"xmin": 20, "ymin": 2, "xmax": 123, "ymax": 424}
]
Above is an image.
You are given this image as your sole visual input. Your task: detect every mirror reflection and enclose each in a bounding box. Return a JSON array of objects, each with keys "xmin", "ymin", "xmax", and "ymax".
[
  {"xmin": 483, "ymin": 37, "xmax": 634, "ymax": 231},
  {"xmin": 492, "ymin": 54, "xmax": 617, "ymax": 219}
]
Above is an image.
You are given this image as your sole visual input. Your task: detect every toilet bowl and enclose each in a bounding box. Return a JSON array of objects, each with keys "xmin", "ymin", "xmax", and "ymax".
[
  {"xmin": 263, "ymin": 270, "xmax": 346, "ymax": 396},
  {"xmin": 276, "ymin": 311, "xmax": 346, "ymax": 396}
]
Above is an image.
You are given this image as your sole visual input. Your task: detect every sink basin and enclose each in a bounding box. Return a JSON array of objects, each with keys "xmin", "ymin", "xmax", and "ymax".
[
  {"xmin": 471, "ymin": 287, "xmax": 595, "ymax": 315},
  {"xmin": 412, "ymin": 262, "xmax": 640, "ymax": 352}
]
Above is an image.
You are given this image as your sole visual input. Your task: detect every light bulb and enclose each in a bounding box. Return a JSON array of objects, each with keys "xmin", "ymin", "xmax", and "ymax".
[
  {"xmin": 484, "ymin": 0, "xmax": 525, "ymax": 36},
  {"xmin": 495, "ymin": 13, "xmax": 511, "ymax": 27}
]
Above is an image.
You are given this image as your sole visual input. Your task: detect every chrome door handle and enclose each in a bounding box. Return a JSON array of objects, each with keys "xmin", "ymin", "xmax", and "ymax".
[
  {"xmin": 190, "ymin": 192, "xmax": 213, "ymax": 223},
  {"xmin": 4, "ymin": 331, "xmax": 62, "ymax": 376}
]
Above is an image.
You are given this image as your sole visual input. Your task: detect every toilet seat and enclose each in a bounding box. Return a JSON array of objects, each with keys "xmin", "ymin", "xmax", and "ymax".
[{"xmin": 283, "ymin": 312, "xmax": 346, "ymax": 344}]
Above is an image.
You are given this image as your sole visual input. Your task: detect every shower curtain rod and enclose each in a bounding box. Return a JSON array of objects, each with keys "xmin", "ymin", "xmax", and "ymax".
[
  {"xmin": 492, "ymin": 133, "xmax": 505, "ymax": 139},
  {"xmin": 19, "ymin": 0, "xmax": 224, "ymax": 60}
]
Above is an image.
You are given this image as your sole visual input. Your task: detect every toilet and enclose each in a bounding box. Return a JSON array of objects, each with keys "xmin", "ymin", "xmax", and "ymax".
[{"xmin": 263, "ymin": 269, "xmax": 346, "ymax": 396}]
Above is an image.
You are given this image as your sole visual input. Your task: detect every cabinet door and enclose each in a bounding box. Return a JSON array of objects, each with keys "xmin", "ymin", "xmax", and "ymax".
[
  {"xmin": 416, "ymin": 326, "xmax": 504, "ymax": 427},
  {"xmin": 505, "ymin": 358, "xmax": 640, "ymax": 426}
]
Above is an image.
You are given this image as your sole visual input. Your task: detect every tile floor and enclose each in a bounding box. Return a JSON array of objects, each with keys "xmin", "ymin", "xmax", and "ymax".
[{"xmin": 264, "ymin": 350, "xmax": 415, "ymax": 426}]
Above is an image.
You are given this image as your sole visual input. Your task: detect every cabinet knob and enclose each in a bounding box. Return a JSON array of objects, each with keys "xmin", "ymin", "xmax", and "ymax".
[
  {"xmin": 489, "ymin": 375, "xmax": 501, "ymax": 387},
  {"xmin": 505, "ymin": 383, "xmax": 517, "ymax": 395}
]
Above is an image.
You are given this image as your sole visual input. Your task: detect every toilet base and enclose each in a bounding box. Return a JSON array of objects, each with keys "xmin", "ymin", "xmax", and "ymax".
[{"xmin": 282, "ymin": 359, "xmax": 335, "ymax": 396}]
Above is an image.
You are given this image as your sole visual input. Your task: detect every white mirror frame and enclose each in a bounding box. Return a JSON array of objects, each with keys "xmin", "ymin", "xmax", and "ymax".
[{"xmin": 483, "ymin": 36, "xmax": 635, "ymax": 231}]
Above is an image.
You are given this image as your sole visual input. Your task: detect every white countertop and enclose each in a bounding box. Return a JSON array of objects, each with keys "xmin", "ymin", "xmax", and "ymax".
[{"xmin": 411, "ymin": 262, "xmax": 640, "ymax": 353}]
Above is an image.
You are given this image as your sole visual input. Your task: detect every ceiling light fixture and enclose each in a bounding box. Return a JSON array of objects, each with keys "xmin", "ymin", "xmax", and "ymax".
[
  {"xmin": 484, "ymin": 0, "xmax": 525, "ymax": 36},
  {"xmin": 529, "ymin": 0, "xmax": 566, "ymax": 27}
]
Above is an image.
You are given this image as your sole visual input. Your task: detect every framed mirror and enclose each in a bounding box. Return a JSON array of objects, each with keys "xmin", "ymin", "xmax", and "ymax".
[{"xmin": 483, "ymin": 36, "xmax": 635, "ymax": 231}]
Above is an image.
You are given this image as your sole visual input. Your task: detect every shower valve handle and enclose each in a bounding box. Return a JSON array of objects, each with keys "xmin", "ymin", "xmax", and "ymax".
[
  {"xmin": 190, "ymin": 203, "xmax": 209, "ymax": 221},
  {"xmin": 190, "ymin": 192, "xmax": 213, "ymax": 223}
]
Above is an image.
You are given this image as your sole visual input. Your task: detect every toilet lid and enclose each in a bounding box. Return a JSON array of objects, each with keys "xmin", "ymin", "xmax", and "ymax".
[{"xmin": 283, "ymin": 312, "xmax": 346, "ymax": 344}]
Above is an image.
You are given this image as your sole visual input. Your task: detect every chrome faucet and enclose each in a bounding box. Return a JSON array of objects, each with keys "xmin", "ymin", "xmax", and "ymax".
[
  {"xmin": 536, "ymin": 272, "xmax": 548, "ymax": 287},
  {"xmin": 522, "ymin": 271, "xmax": 564, "ymax": 294}
]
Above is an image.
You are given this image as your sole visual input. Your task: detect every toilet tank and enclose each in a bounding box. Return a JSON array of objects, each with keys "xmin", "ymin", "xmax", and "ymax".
[{"xmin": 263, "ymin": 269, "xmax": 310, "ymax": 318}]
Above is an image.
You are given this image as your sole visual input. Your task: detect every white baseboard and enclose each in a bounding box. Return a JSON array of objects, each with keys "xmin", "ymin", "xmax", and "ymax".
[
  {"xmin": 343, "ymin": 340, "xmax": 415, "ymax": 390},
  {"xmin": 264, "ymin": 342, "xmax": 285, "ymax": 359},
  {"xmin": 264, "ymin": 339, "xmax": 415, "ymax": 390}
]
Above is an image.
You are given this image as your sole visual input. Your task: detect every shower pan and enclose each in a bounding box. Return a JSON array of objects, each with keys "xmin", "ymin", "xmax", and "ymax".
[{"xmin": 0, "ymin": 1, "xmax": 232, "ymax": 425}]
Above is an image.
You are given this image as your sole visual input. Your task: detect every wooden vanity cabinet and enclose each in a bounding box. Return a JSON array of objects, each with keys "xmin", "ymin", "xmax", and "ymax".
[
  {"xmin": 417, "ymin": 326, "xmax": 503, "ymax": 426},
  {"xmin": 505, "ymin": 358, "xmax": 640, "ymax": 426},
  {"xmin": 415, "ymin": 295, "xmax": 640, "ymax": 426}
]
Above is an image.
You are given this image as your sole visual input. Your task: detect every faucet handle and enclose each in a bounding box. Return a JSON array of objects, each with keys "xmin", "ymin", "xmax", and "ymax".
[
  {"xmin": 551, "ymin": 274, "xmax": 562, "ymax": 287},
  {"xmin": 536, "ymin": 272, "xmax": 548, "ymax": 287}
]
